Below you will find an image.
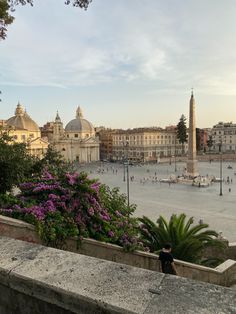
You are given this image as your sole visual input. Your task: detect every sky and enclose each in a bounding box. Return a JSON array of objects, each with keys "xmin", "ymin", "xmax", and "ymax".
[{"xmin": 1, "ymin": 0, "xmax": 236, "ymax": 129}]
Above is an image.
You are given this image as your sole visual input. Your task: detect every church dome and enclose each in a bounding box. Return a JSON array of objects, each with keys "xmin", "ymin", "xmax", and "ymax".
[
  {"xmin": 6, "ymin": 103, "xmax": 40, "ymax": 132},
  {"xmin": 65, "ymin": 107, "xmax": 94, "ymax": 133}
]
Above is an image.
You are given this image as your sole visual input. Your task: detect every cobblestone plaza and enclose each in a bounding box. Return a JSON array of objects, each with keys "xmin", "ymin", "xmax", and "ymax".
[{"xmin": 77, "ymin": 161, "xmax": 236, "ymax": 242}]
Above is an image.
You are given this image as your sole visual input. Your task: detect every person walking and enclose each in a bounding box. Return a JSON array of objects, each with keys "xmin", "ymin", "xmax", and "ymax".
[{"xmin": 159, "ymin": 244, "xmax": 178, "ymax": 275}]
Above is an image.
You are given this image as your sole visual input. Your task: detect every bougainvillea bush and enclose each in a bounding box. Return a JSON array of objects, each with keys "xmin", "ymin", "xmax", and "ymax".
[{"xmin": 0, "ymin": 169, "xmax": 142, "ymax": 251}]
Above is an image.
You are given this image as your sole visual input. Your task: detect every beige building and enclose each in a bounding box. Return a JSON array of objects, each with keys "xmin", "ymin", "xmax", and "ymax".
[
  {"xmin": 96, "ymin": 127, "xmax": 115, "ymax": 161},
  {"xmin": 51, "ymin": 107, "xmax": 100, "ymax": 163},
  {"xmin": 112, "ymin": 127, "xmax": 185, "ymax": 162},
  {"xmin": 2, "ymin": 103, "xmax": 48, "ymax": 158},
  {"xmin": 211, "ymin": 122, "xmax": 236, "ymax": 153}
]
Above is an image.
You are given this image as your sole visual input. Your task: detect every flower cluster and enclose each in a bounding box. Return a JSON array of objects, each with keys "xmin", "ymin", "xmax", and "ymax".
[{"xmin": 0, "ymin": 169, "xmax": 142, "ymax": 251}]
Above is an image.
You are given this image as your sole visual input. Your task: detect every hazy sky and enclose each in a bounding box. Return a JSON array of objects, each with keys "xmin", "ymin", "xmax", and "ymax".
[{"xmin": 1, "ymin": 0, "xmax": 236, "ymax": 129}]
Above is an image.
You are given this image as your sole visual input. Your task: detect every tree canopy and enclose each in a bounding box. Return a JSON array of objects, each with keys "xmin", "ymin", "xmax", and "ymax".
[
  {"xmin": 177, "ymin": 114, "xmax": 187, "ymax": 155},
  {"xmin": 196, "ymin": 128, "xmax": 201, "ymax": 152},
  {"xmin": 0, "ymin": 0, "xmax": 92, "ymax": 40},
  {"xmin": 0, "ymin": 128, "xmax": 71, "ymax": 194},
  {"xmin": 0, "ymin": 132, "xmax": 37, "ymax": 194},
  {"xmin": 207, "ymin": 135, "xmax": 214, "ymax": 151}
]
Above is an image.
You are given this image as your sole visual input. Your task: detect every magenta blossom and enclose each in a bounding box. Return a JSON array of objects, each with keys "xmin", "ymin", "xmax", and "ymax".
[
  {"xmin": 88, "ymin": 207, "xmax": 94, "ymax": 216},
  {"xmin": 108, "ymin": 230, "xmax": 115, "ymax": 238},
  {"xmin": 66, "ymin": 172, "xmax": 79, "ymax": 185}
]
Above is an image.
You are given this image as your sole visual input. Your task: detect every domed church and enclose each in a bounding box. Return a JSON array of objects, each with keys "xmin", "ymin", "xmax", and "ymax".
[
  {"xmin": 51, "ymin": 106, "xmax": 99, "ymax": 163},
  {"xmin": 5, "ymin": 103, "xmax": 49, "ymax": 158}
]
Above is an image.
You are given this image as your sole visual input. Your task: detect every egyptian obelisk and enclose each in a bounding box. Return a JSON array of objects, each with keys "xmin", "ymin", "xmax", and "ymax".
[{"xmin": 186, "ymin": 91, "xmax": 198, "ymax": 177}]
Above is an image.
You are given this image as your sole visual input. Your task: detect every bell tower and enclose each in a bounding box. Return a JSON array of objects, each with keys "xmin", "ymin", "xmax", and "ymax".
[{"xmin": 53, "ymin": 111, "xmax": 64, "ymax": 141}]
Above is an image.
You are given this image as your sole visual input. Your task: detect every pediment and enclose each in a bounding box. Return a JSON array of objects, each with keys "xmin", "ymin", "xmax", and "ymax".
[{"xmin": 28, "ymin": 137, "xmax": 49, "ymax": 146}]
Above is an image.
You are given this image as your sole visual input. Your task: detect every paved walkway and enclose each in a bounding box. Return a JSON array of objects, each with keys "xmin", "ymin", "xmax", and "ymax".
[{"xmin": 77, "ymin": 161, "xmax": 236, "ymax": 242}]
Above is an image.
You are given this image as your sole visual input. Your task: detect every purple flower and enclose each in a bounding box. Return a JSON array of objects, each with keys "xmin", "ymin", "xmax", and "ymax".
[
  {"xmin": 108, "ymin": 230, "xmax": 115, "ymax": 238},
  {"xmin": 115, "ymin": 210, "xmax": 122, "ymax": 217},
  {"xmin": 13, "ymin": 204, "xmax": 21, "ymax": 211},
  {"xmin": 66, "ymin": 172, "xmax": 79, "ymax": 185},
  {"xmin": 88, "ymin": 207, "xmax": 94, "ymax": 216},
  {"xmin": 48, "ymin": 194, "xmax": 59, "ymax": 201},
  {"xmin": 91, "ymin": 182, "xmax": 100, "ymax": 193},
  {"xmin": 0, "ymin": 208, "xmax": 13, "ymax": 214},
  {"xmin": 42, "ymin": 170, "xmax": 54, "ymax": 180},
  {"xmin": 20, "ymin": 182, "xmax": 35, "ymax": 190},
  {"xmin": 23, "ymin": 205, "xmax": 46, "ymax": 220},
  {"xmin": 44, "ymin": 200, "xmax": 56, "ymax": 212},
  {"xmin": 100, "ymin": 213, "xmax": 111, "ymax": 221}
]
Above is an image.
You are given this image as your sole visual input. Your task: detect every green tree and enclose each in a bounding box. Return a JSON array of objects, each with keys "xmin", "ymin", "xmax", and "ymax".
[
  {"xmin": 36, "ymin": 145, "xmax": 73, "ymax": 176},
  {"xmin": 139, "ymin": 213, "xmax": 224, "ymax": 265},
  {"xmin": 207, "ymin": 135, "xmax": 213, "ymax": 152},
  {"xmin": 0, "ymin": 0, "xmax": 14, "ymax": 40},
  {"xmin": 0, "ymin": 132, "xmax": 38, "ymax": 194},
  {"xmin": 177, "ymin": 114, "xmax": 187, "ymax": 155},
  {"xmin": 196, "ymin": 128, "xmax": 201, "ymax": 152},
  {"xmin": 0, "ymin": 0, "xmax": 92, "ymax": 40}
]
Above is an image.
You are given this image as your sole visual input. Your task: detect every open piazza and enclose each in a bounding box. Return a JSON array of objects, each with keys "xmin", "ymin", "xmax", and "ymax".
[{"xmin": 77, "ymin": 160, "xmax": 236, "ymax": 242}]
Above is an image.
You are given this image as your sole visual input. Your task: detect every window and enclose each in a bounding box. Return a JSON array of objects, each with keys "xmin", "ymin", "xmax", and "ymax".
[
  {"xmin": 74, "ymin": 134, "xmax": 78, "ymax": 138},
  {"xmin": 21, "ymin": 135, "xmax": 26, "ymax": 140}
]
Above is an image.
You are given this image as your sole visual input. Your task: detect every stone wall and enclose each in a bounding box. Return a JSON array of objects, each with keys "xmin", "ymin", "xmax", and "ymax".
[
  {"xmin": 228, "ymin": 242, "xmax": 236, "ymax": 260},
  {"xmin": 0, "ymin": 215, "xmax": 236, "ymax": 287},
  {"xmin": 0, "ymin": 236, "xmax": 235, "ymax": 314}
]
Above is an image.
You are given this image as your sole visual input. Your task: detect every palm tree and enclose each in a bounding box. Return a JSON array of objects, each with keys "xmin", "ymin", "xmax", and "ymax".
[{"xmin": 139, "ymin": 213, "xmax": 225, "ymax": 265}]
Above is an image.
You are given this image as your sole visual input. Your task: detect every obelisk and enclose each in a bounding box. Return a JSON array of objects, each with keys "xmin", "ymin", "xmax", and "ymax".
[{"xmin": 186, "ymin": 92, "xmax": 198, "ymax": 177}]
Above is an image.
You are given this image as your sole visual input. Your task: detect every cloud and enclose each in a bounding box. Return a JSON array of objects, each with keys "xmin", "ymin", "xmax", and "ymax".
[{"xmin": 1, "ymin": 0, "xmax": 236, "ymax": 97}]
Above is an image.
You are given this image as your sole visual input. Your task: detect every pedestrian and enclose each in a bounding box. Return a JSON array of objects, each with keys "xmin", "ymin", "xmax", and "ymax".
[
  {"xmin": 159, "ymin": 244, "xmax": 178, "ymax": 275},
  {"xmin": 229, "ymin": 188, "xmax": 231, "ymax": 192}
]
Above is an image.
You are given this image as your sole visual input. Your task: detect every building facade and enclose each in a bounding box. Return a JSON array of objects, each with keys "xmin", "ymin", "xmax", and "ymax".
[
  {"xmin": 111, "ymin": 127, "xmax": 185, "ymax": 162},
  {"xmin": 211, "ymin": 122, "xmax": 236, "ymax": 153},
  {"xmin": 1, "ymin": 103, "xmax": 49, "ymax": 158},
  {"xmin": 96, "ymin": 128, "xmax": 115, "ymax": 161},
  {"xmin": 50, "ymin": 107, "xmax": 100, "ymax": 163}
]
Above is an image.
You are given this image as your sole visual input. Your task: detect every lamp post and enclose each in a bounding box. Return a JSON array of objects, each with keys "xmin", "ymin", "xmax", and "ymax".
[
  {"xmin": 125, "ymin": 140, "xmax": 130, "ymax": 207},
  {"xmin": 174, "ymin": 138, "xmax": 177, "ymax": 172},
  {"xmin": 219, "ymin": 142, "xmax": 223, "ymax": 196},
  {"xmin": 123, "ymin": 142, "xmax": 126, "ymax": 182}
]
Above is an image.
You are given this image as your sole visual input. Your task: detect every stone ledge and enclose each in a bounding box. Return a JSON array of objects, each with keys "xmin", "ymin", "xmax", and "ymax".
[
  {"xmin": 0, "ymin": 214, "xmax": 236, "ymax": 287},
  {"xmin": 0, "ymin": 215, "xmax": 35, "ymax": 230},
  {"xmin": 0, "ymin": 236, "xmax": 236, "ymax": 314}
]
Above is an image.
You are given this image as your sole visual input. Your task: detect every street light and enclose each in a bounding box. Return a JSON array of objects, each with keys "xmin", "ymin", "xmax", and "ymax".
[
  {"xmin": 124, "ymin": 140, "xmax": 130, "ymax": 207},
  {"xmin": 174, "ymin": 138, "xmax": 177, "ymax": 172},
  {"xmin": 219, "ymin": 142, "xmax": 223, "ymax": 196},
  {"xmin": 123, "ymin": 142, "xmax": 126, "ymax": 182}
]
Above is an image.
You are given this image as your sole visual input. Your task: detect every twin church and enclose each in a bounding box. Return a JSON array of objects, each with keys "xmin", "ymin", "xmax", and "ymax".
[{"xmin": 2, "ymin": 103, "xmax": 100, "ymax": 163}]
